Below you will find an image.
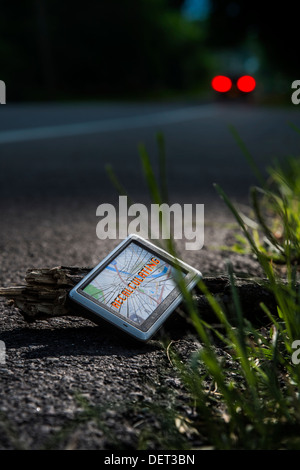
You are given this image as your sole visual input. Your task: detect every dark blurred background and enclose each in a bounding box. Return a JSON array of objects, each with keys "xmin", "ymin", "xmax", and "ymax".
[
  {"xmin": 0, "ymin": 0, "xmax": 298, "ymax": 102},
  {"xmin": 1, "ymin": 0, "xmax": 300, "ymax": 235}
]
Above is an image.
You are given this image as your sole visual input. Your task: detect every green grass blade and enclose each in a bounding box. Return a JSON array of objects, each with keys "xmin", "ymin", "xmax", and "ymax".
[
  {"xmin": 228, "ymin": 124, "xmax": 266, "ymax": 188},
  {"xmin": 250, "ymin": 186, "xmax": 285, "ymax": 255},
  {"xmin": 156, "ymin": 131, "xmax": 169, "ymax": 204},
  {"xmin": 214, "ymin": 183, "xmax": 260, "ymax": 257},
  {"xmin": 139, "ymin": 143, "xmax": 162, "ymax": 205},
  {"xmin": 105, "ymin": 163, "xmax": 135, "ymax": 205},
  {"xmin": 288, "ymin": 122, "xmax": 300, "ymax": 135}
]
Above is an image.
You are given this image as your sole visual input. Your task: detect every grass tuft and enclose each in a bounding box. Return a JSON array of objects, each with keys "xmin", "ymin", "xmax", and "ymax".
[
  {"xmin": 131, "ymin": 128, "xmax": 300, "ymax": 449},
  {"xmin": 80, "ymin": 127, "xmax": 300, "ymax": 450}
]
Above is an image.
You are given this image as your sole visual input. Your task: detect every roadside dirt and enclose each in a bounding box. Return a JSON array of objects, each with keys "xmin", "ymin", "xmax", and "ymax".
[{"xmin": 0, "ymin": 198, "xmax": 263, "ymax": 450}]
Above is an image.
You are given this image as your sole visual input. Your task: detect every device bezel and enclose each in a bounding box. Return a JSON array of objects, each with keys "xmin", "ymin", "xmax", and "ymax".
[{"xmin": 69, "ymin": 234, "xmax": 201, "ymax": 341}]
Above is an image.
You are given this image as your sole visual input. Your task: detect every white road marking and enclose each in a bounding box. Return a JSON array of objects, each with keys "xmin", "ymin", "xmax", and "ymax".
[{"xmin": 0, "ymin": 105, "xmax": 218, "ymax": 144}]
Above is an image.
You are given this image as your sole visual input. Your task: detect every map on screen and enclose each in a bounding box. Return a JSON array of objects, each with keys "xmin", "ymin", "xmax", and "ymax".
[{"xmin": 83, "ymin": 242, "xmax": 183, "ymax": 325}]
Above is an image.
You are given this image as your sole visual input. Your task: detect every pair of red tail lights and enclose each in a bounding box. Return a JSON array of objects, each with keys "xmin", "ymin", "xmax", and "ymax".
[{"xmin": 211, "ymin": 75, "xmax": 256, "ymax": 93}]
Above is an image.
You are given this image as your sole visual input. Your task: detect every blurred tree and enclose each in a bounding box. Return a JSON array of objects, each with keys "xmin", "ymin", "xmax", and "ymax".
[
  {"xmin": 167, "ymin": 0, "xmax": 186, "ymax": 8},
  {"xmin": 0, "ymin": 0, "xmax": 208, "ymax": 101},
  {"xmin": 207, "ymin": 0, "xmax": 300, "ymax": 78},
  {"xmin": 50, "ymin": 0, "xmax": 208, "ymax": 98},
  {"xmin": 33, "ymin": 0, "xmax": 56, "ymax": 95},
  {"xmin": 0, "ymin": 3, "xmax": 39, "ymax": 100}
]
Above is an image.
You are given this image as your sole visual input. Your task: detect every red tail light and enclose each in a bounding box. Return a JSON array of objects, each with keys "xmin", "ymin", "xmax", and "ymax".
[
  {"xmin": 237, "ymin": 75, "xmax": 256, "ymax": 92},
  {"xmin": 211, "ymin": 75, "xmax": 232, "ymax": 92}
]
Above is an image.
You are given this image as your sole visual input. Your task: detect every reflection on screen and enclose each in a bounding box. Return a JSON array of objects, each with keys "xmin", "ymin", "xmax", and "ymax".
[{"xmin": 83, "ymin": 242, "xmax": 184, "ymax": 324}]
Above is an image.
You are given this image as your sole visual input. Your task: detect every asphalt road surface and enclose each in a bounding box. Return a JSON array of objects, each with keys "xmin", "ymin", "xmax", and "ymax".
[
  {"xmin": 0, "ymin": 100, "xmax": 300, "ymax": 449},
  {"xmin": 1, "ymin": 100, "xmax": 300, "ymax": 206}
]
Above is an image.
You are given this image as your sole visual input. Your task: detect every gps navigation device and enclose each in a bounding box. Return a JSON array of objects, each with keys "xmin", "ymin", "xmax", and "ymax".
[{"xmin": 69, "ymin": 234, "xmax": 202, "ymax": 341}]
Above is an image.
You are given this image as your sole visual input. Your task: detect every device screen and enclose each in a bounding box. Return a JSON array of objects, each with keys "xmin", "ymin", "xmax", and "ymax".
[{"xmin": 82, "ymin": 241, "xmax": 185, "ymax": 325}]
